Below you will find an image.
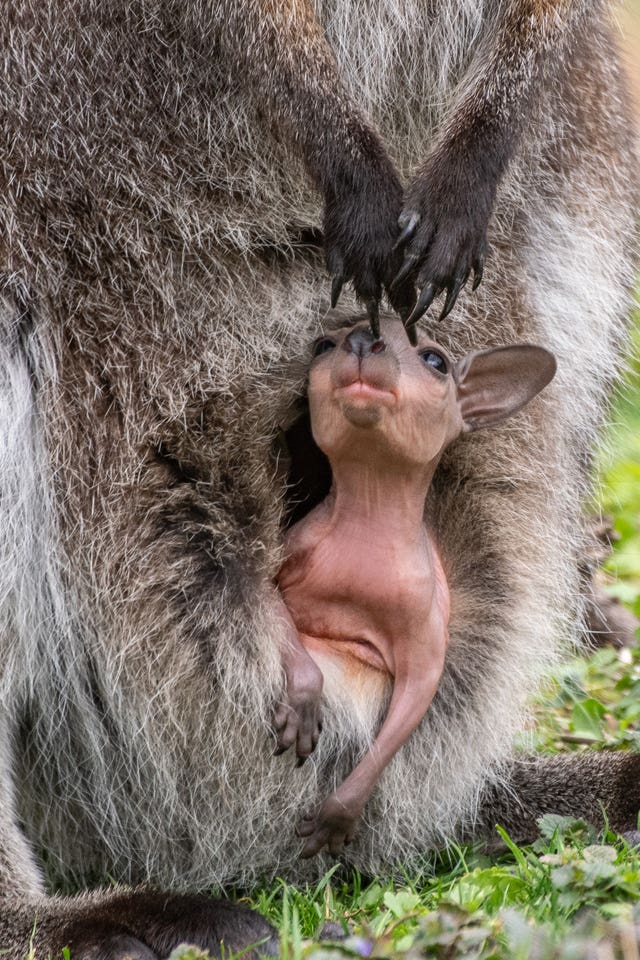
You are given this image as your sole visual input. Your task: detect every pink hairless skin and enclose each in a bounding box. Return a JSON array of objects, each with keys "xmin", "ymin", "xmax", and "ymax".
[{"xmin": 273, "ymin": 316, "xmax": 556, "ymax": 858}]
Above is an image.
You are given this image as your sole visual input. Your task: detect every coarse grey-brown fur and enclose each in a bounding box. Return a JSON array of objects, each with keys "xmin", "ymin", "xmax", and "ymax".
[{"xmin": 0, "ymin": 0, "xmax": 638, "ymax": 955}]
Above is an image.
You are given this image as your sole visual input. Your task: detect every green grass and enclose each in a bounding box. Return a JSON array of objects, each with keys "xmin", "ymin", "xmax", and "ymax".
[
  {"xmin": 596, "ymin": 318, "xmax": 640, "ymax": 612},
  {"xmin": 202, "ymin": 313, "xmax": 639, "ymax": 960}
]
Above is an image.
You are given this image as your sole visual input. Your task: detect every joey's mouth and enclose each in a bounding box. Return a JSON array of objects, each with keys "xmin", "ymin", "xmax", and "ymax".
[{"xmin": 334, "ymin": 381, "xmax": 397, "ymax": 404}]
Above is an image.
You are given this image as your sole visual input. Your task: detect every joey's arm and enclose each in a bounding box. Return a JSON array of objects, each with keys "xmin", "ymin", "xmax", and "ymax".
[
  {"xmin": 217, "ymin": 1, "xmax": 414, "ymax": 327},
  {"xmin": 271, "ymin": 588, "xmax": 324, "ymax": 763},
  {"xmin": 395, "ymin": 0, "xmax": 590, "ymax": 328}
]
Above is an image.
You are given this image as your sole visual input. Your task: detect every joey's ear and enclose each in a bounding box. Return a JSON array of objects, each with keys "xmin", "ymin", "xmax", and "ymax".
[{"xmin": 455, "ymin": 345, "xmax": 556, "ymax": 432}]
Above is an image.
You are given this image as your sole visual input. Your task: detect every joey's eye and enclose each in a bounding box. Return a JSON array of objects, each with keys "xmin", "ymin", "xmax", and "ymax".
[
  {"xmin": 312, "ymin": 337, "xmax": 337, "ymax": 358},
  {"xmin": 419, "ymin": 350, "xmax": 448, "ymax": 375}
]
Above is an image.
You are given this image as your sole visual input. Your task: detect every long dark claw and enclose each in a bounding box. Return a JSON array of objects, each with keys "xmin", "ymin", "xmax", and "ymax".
[
  {"xmin": 407, "ymin": 282, "xmax": 438, "ymax": 325},
  {"xmin": 438, "ymin": 274, "xmax": 466, "ymax": 322},
  {"xmin": 472, "ymin": 254, "xmax": 485, "ymax": 291},
  {"xmin": 406, "ymin": 322, "xmax": 418, "ymax": 346},
  {"xmin": 390, "ymin": 253, "xmax": 419, "ymax": 291},
  {"xmin": 367, "ymin": 299, "xmax": 380, "ymax": 339},
  {"xmin": 393, "ymin": 212, "xmax": 420, "ymax": 252},
  {"xmin": 331, "ymin": 274, "xmax": 344, "ymax": 309}
]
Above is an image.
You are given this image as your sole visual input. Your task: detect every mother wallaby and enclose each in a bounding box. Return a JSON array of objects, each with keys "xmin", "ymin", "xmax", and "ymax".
[{"xmin": 0, "ymin": 0, "xmax": 637, "ymax": 956}]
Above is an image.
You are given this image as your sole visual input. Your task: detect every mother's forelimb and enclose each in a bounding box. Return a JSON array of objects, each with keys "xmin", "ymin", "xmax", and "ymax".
[
  {"xmin": 394, "ymin": 0, "xmax": 594, "ymax": 330},
  {"xmin": 216, "ymin": 1, "xmax": 415, "ymax": 328}
]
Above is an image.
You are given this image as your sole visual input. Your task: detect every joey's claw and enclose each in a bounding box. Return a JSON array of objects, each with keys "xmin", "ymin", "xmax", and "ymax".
[
  {"xmin": 273, "ymin": 701, "xmax": 321, "ymax": 760},
  {"xmin": 406, "ymin": 322, "xmax": 418, "ymax": 347},
  {"xmin": 296, "ymin": 795, "xmax": 361, "ymax": 859},
  {"xmin": 272, "ymin": 702, "xmax": 299, "ymax": 755},
  {"xmin": 273, "ymin": 703, "xmax": 287, "ymax": 728},
  {"xmin": 407, "ymin": 282, "xmax": 438, "ymax": 325},
  {"xmin": 273, "ymin": 652, "xmax": 323, "ymax": 761},
  {"xmin": 298, "ymin": 821, "xmax": 352, "ymax": 859},
  {"xmin": 393, "ymin": 211, "xmax": 420, "ymax": 252},
  {"xmin": 296, "ymin": 815, "xmax": 315, "ymax": 838}
]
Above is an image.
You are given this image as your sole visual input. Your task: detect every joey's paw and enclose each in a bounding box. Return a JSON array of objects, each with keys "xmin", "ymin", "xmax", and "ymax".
[
  {"xmin": 392, "ymin": 159, "xmax": 491, "ymax": 335},
  {"xmin": 325, "ymin": 162, "xmax": 413, "ymax": 335},
  {"xmin": 296, "ymin": 794, "xmax": 362, "ymax": 859},
  {"xmin": 273, "ymin": 656, "xmax": 323, "ymax": 764}
]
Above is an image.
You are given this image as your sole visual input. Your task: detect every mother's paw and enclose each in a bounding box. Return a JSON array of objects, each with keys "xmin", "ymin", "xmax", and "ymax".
[
  {"xmin": 70, "ymin": 934, "xmax": 158, "ymax": 959},
  {"xmin": 392, "ymin": 149, "xmax": 493, "ymax": 335},
  {"xmin": 40, "ymin": 891, "xmax": 278, "ymax": 960}
]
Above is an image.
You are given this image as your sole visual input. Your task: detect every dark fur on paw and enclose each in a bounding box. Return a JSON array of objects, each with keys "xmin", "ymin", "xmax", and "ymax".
[
  {"xmin": 323, "ymin": 130, "xmax": 414, "ymax": 332},
  {"xmin": 392, "ymin": 144, "xmax": 499, "ymax": 326},
  {"xmin": 72, "ymin": 934, "xmax": 158, "ymax": 960},
  {"xmin": 43, "ymin": 891, "xmax": 278, "ymax": 960}
]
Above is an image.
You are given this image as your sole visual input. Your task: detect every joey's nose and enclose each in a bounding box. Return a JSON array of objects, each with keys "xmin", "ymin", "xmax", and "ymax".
[{"xmin": 343, "ymin": 328, "xmax": 386, "ymax": 358}]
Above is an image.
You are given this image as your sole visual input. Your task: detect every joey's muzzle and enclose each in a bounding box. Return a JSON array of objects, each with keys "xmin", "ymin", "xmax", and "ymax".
[{"xmin": 342, "ymin": 327, "xmax": 386, "ymax": 358}]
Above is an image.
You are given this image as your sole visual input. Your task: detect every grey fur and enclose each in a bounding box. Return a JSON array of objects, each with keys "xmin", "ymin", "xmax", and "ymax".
[{"xmin": 0, "ymin": 0, "xmax": 637, "ymax": 955}]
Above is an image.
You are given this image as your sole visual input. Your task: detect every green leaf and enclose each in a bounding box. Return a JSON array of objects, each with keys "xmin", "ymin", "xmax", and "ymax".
[
  {"xmin": 537, "ymin": 814, "xmax": 590, "ymax": 842},
  {"xmin": 550, "ymin": 865, "xmax": 575, "ymax": 889},
  {"xmin": 582, "ymin": 845, "xmax": 617, "ymax": 864},
  {"xmin": 569, "ymin": 699, "xmax": 606, "ymax": 739},
  {"xmin": 382, "ymin": 891, "xmax": 420, "ymax": 918},
  {"xmin": 580, "ymin": 861, "xmax": 617, "ymax": 884}
]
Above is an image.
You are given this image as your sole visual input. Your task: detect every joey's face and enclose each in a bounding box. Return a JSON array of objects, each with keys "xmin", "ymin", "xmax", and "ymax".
[{"xmin": 308, "ymin": 317, "xmax": 463, "ymax": 470}]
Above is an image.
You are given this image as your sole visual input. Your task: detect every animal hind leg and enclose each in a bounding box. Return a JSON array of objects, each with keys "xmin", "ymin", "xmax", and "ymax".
[{"xmin": 472, "ymin": 752, "xmax": 640, "ymax": 847}]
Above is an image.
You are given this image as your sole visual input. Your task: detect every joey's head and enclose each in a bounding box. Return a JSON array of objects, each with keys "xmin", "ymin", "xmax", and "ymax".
[{"xmin": 308, "ymin": 317, "xmax": 556, "ymax": 480}]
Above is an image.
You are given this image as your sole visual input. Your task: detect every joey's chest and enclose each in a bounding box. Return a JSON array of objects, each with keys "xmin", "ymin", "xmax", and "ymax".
[{"xmin": 277, "ymin": 531, "xmax": 434, "ymax": 669}]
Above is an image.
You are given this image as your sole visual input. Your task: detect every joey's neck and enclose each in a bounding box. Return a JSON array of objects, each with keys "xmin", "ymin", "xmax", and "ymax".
[{"xmin": 325, "ymin": 460, "xmax": 435, "ymax": 542}]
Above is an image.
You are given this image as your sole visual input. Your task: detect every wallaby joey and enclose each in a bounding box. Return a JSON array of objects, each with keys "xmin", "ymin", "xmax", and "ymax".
[{"xmin": 276, "ymin": 318, "xmax": 556, "ymax": 856}]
